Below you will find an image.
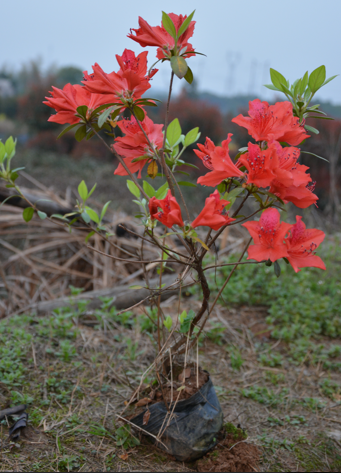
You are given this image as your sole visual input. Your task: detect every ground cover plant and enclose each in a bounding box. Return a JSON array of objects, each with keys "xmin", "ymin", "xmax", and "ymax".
[{"xmin": 0, "ymin": 7, "xmax": 339, "ymax": 471}]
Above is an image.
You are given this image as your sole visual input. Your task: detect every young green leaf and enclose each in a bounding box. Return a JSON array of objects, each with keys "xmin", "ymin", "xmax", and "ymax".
[
  {"xmin": 322, "ymin": 74, "xmax": 339, "ymax": 87},
  {"xmin": 264, "ymin": 84, "xmax": 279, "ymax": 91},
  {"xmin": 299, "ymin": 71, "xmax": 309, "ymax": 95},
  {"xmin": 143, "ymin": 180, "xmax": 156, "ymax": 198},
  {"xmin": 127, "ymin": 180, "xmax": 141, "ymax": 199},
  {"xmin": 78, "ymin": 181, "xmax": 88, "ymax": 201},
  {"xmin": 163, "ymin": 316, "xmax": 173, "ymax": 331},
  {"xmin": 179, "ymin": 310, "xmax": 187, "ymax": 324},
  {"xmin": 308, "ymin": 65, "xmax": 326, "ymax": 93},
  {"xmin": 270, "ymin": 68, "xmax": 287, "ymax": 90},
  {"xmin": 176, "ymin": 10, "xmax": 195, "ymax": 38},
  {"xmin": 81, "ymin": 211, "xmax": 91, "ymax": 224},
  {"xmin": 167, "ymin": 118, "xmax": 182, "ymax": 146},
  {"xmin": 184, "ymin": 127, "xmax": 199, "ymax": 147},
  {"xmin": 184, "ymin": 66, "xmax": 194, "ymax": 84},
  {"xmin": 305, "ymin": 124, "xmax": 319, "ymax": 135},
  {"xmin": 171, "ymin": 56, "xmax": 188, "ymax": 79},
  {"xmin": 85, "ymin": 231, "xmax": 95, "ymax": 243},
  {"xmin": 155, "ymin": 182, "xmax": 169, "ymax": 199},
  {"xmin": 98, "ymin": 106, "xmax": 116, "ymax": 128},
  {"xmin": 76, "ymin": 105, "xmax": 88, "ymax": 118},
  {"xmin": 87, "ymin": 183, "xmax": 97, "ymax": 199},
  {"xmin": 57, "ymin": 124, "xmax": 78, "ymax": 139},
  {"xmin": 37, "ymin": 211, "xmax": 47, "ymax": 220},
  {"xmin": 85, "ymin": 207, "xmax": 100, "ymax": 224},
  {"xmin": 23, "ymin": 207, "xmax": 34, "ymax": 223},
  {"xmin": 100, "ymin": 201, "xmax": 111, "ymax": 221},
  {"xmin": 0, "ymin": 142, "xmax": 6, "ymax": 164},
  {"xmin": 162, "ymin": 11, "xmax": 177, "ymax": 39}
]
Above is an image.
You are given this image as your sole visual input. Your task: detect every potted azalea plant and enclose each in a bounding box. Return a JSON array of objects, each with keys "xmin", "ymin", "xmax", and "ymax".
[{"xmin": 0, "ymin": 10, "xmax": 335, "ymax": 462}]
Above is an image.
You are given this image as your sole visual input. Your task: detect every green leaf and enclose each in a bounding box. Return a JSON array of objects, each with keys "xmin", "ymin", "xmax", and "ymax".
[
  {"xmin": 85, "ymin": 231, "xmax": 95, "ymax": 243},
  {"xmin": 81, "ymin": 211, "xmax": 91, "ymax": 223},
  {"xmin": 322, "ymin": 74, "xmax": 338, "ymax": 87},
  {"xmin": 300, "ymin": 71, "xmax": 309, "ymax": 95},
  {"xmin": 308, "ymin": 65, "xmax": 326, "ymax": 93},
  {"xmin": 264, "ymin": 84, "xmax": 279, "ymax": 91},
  {"xmin": 5, "ymin": 136, "xmax": 15, "ymax": 158},
  {"xmin": 227, "ymin": 187, "xmax": 244, "ymax": 199},
  {"xmin": 304, "ymin": 125, "xmax": 319, "ymax": 135},
  {"xmin": 178, "ymin": 181, "xmax": 196, "ymax": 187},
  {"xmin": 167, "ymin": 118, "xmax": 182, "ymax": 146},
  {"xmin": 78, "ymin": 180, "xmax": 88, "ymax": 201},
  {"xmin": 85, "ymin": 207, "xmax": 100, "ymax": 224},
  {"xmin": 87, "ymin": 184, "xmax": 97, "ymax": 200},
  {"xmin": 75, "ymin": 125, "xmax": 87, "ymax": 142},
  {"xmin": 155, "ymin": 182, "xmax": 169, "ymax": 199},
  {"xmin": 274, "ymin": 260, "xmax": 281, "ymax": 278},
  {"xmin": 177, "ymin": 10, "xmax": 195, "ymax": 38},
  {"xmin": 76, "ymin": 105, "xmax": 88, "ymax": 117},
  {"xmin": 179, "ymin": 310, "xmax": 187, "ymax": 324},
  {"xmin": 170, "ymin": 56, "xmax": 188, "ymax": 79},
  {"xmin": 163, "ymin": 316, "xmax": 173, "ymax": 331},
  {"xmin": 100, "ymin": 201, "xmax": 111, "ymax": 221},
  {"xmin": 129, "ymin": 285, "xmax": 144, "ymax": 290},
  {"xmin": 162, "ymin": 11, "xmax": 177, "ymax": 39},
  {"xmin": 37, "ymin": 211, "xmax": 47, "ymax": 220},
  {"xmin": 301, "ymin": 151, "xmax": 329, "ymax": 162},
  {"xmin": 143, "ymin": 180, "xmax": 156, "ymax": 198},
  {"xmin": 179, "ymin": 309, "xmax": 195, "ymax": 333},
  {"xmin": 184, "ymin": 127, "xmax": 200, "ymax": 147},
  {"xmin": 0, "ymin": 142, "xmax": 6, "ymax": 164},
  {"xmin": 133, "ymin": 105, "xmax": 145, "ymax": 121},
  {"xmin": 192, "ymin": 236, "xmax": 210, "ymax": 251},
  {"xmin": 57, "ymin": 124, "xmax": 78, "ymax": 139},
  {"xmin": 184, "ymin": 66, "xmax": 194, "ymax": 84},
  {"xmin": 270, "ymin": 68, "xmax": 287, "ymax": 90},
  {"xmin": 23, "ymin": 207, "xmax": 34, "ymax": 223},
  {"xmin": 98, "ymin": 106, "xmax": 116, "ymax": 128},
  {"xmin": 127, "ymin": 180, "xmax": 141, "ymax": 199}
]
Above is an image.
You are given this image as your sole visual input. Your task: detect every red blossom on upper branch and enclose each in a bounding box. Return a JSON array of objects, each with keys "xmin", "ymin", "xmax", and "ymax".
[
  {"xmin": 191, "ymin": 190, "xmax": 235, "ymax": 230},
  {"xmin": 149, "ymin": 189, "xmax": 184, "ymax": 228},
  {"xmin": 128, "ymin": 14, "xmax": 196, "ymax": 59},
  {"xmin": 83, "ymin": 49, "xmax": 157, "ymax": 108},
  {"xmin": 232, "ymin": 100, "xmax": 310, "ymax": 145},
  {"xmin": 113, "ymin": 115, "xmax": 163, "ymax": 178}
]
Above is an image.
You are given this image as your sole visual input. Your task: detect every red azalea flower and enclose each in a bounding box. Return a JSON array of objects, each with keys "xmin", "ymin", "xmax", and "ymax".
[
  {"xmin": 196, "ymin": 134, "xmax": 244, "ymax": 187},
  {"xmin": 285, "ymin": 216, "xmax": 326, "ymax": 272},
  {"xmin": 270, "ymin": 140, "xmax": 311, "ymax": 188},
  {"xmin": 128, "ymin": 14, "xmax": 195, "ymax": 59},
  {"xmin": 83, "ymin": 49, "xmax": 157, "ymax": 106},
  {"xmin": 113, "ymin": 115, "xmax": 163, "ymax": 178},
  {"xmin": 149, "ymin": 189, "xmax": 184, "ymax": 228},
  {"xmin": 238, "ymin": 142, "xmax": 278, "ymax": 188},
  {"xmin": 44, "ymin": 83, "xmax": 108, "ymax": 125},
  {"xmin": 232, "ymin": 99, "xmax": 310, "ymax": 146},
  {"xmin": 191, "ymin": 190, "xmax": 235, "ymax": 231},
  {"xmin": 270, "ymin": 181, "xmax": 318, "ymax": 209},
  {"xmin": 242, "ymin": 208, "xmax": 292, "ymax": 262}
]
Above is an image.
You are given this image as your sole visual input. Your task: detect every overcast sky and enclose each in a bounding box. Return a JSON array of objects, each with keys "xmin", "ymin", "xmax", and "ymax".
[{"xmin": 1, "ymin": 0, "xmax": 340, "ymax": 103}]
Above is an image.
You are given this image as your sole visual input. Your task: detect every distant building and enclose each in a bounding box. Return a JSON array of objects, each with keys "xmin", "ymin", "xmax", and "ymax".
[{"xmin": 0, "ymin": 79, "xmax": 15, "ymax": 98}]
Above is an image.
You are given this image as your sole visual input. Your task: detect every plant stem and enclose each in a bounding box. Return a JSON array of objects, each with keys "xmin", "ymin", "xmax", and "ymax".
[{"xmin": 161, "ymin": 72, "xmax": 175, "ymax": 196}]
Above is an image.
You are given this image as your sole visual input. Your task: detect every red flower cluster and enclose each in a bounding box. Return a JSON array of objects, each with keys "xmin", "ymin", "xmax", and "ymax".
[
  {"xmin": 238, "ymin": 140, "xmax": 318, "ymax": 208},
  {"xmin": 195, "ymin": 100, "xmax": 317, "ymax": 209},
  {"xmin": 83, "ymin": 49, "xmax": 157, "ymax": 106},
  {"xmin": 113, "ymin": 115, "xmax": 163, "ymax": 178},
  {"xmin": 242, "ymin": 208, "xmax": 325, "ymax": 272},
  {"xmin": 128, "ymin": 13, "xmax": 196, "ymax": 59},
  {"xmin": 44, "ymin": 84, "xmax": 108, "ymax": 125}
]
